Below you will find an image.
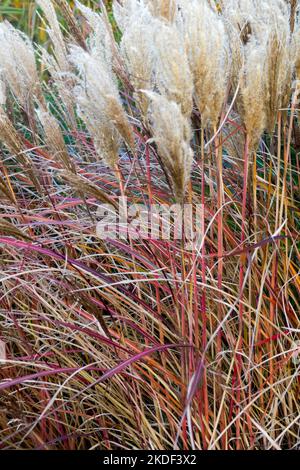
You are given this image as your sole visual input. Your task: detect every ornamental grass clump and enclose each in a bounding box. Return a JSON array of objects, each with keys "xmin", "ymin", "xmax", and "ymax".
[{"xmin": 0, "ymin": 0, "xmax": 299, "ymax": 451}]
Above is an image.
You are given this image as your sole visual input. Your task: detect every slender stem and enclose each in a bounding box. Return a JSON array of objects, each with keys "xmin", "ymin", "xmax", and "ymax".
[
  {"xmin": 214, "ymin": 125, "xmax": 226, "ymax": 447},
  {"xmin": 200, "ymin": 127, "xmax": 209, "ymax": 448},
  {"xmin": 214, "ymin": 128, "xmax": 224, "ymax": 349},
  {"xmin": 236, "ymin": 133, "xmax": 250, "ymax": 449}
]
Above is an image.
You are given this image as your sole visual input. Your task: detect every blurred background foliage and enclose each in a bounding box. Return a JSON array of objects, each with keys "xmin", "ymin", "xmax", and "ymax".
[{"xmin": 0, "ymin": 1, "xmax": 114, "ymax": 41}]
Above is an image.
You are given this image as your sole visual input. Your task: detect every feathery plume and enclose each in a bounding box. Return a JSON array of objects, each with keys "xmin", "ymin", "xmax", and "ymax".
[
  {"xmin": 179, "ymin": 0, "xmax": 229, "ymax": 128},
  {"xmin": 240, "ymin": 37, "xmax": 267, "ymax": 150},
  {"xmin": 153, "ymin": 20, "xmax": 193, "ymax": 117},
  {"xmin": 36, "ymin": 0, "xmax": 69, "ymax": 73},
  {"xmin": 75, "ymin": 0, "xmax": 103, "ymax": 31},
  {"xmin": 120, "ymin": 6, "xmax": 155, "ymax": 118},
  {"xmin": 262, "ymin": 1, "xmax": 293, "ymax": 131},
  {"xmin": 39, "ymin": 46, "xmax": 77, "ymax": 128},
  {"xmin": 113, "ymin": 0, "xmax": 142, "ymax": 33},
  {"xmin": 0, "ymin": 22, "xmax": 44, "ymax": 109},
  {"xmin": 75, "ymin": 0, "xmax": 115, "ymax": 70},
  {"xmin": 145, "ymin": 0, "xmax": 177, "ymax": 21},
  {"xmin": 36, "ymin": 0, "xmax": 77, "ymax": 125},
  {"xmin": 70, "ymin": 46, "xmax": 134, "ymax": 167},
  {"xmin": 144, "ymin": 91, "xmax": 193, "ymax": 201},
  {"xmin": 78, "ymin": 102, "xmax": 121, "ymax": 168},
  {"xmin": 221, "ymin": 0, "xmax": 250, "ymax": 92},
  {"xmin": 224, "ymin": 0, "xmax": 293, "ymax": 133},
  {"xmin": 52, "ymin": 0, "xmax": 87, "ymax": 50}
]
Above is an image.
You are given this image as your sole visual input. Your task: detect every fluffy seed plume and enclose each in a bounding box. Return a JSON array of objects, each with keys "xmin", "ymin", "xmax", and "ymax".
[
  {"xmin": 240, "ymin": 37, "xmax": 267, "ymax": 149},
  {"xmin": 75, "ymin": 0, "xmax": 115, "ymax": 67},
  {"xmin": 145, "ymin": 91, "xmax": 194, "ymax": 201},
  {"xmin": 120, "ymin": 5, "xmax": 155, "ymax": 118},
  {"xmin": 145, "ymin": 0, "xmax": 177, "ymax": 21},
  {"xmin": 113, "ymin": 0, "xmax": 142, "ymax": 33},
  {"xmin": 179, "ymin": 0, "xmax": 229, "ymax": 128},
  {"xmin": 219, "ymin": 0, "xmax": 252, "ymax": 96},
  {"xmin": 262, "ymin": 1, "xmax": 293, "ymax": 132},
  {"xmin": 0, "ymin": 22, "xmax": 44, "ymax": 109},
  {"xmin": 36, "ymin": 0, "xmax": 69, "ymax": 73},
  {"xmin": 152, "ymin": 20, "xmax": 193, "ymax": 117},
  {"xmin": 37, "ymin": 0, "xmax": 77, "ymax": 126},
  {"xmin": 70, "ymin": 46, "xmax": 134, "ymax": 168},
  {"xmin": 224, "ymin": 0, "xmax": 294, "ymax": 133},
  {"xmin": 52, "ymin": 0, "xmax": 87, "ymax": 50}
]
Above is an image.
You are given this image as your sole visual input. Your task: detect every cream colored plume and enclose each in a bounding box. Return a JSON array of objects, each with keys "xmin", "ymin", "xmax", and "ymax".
[
  {"xmin": 178, "ymin": 0, "xmax": 229, "ymax": 128},
  {"xmin": 0, "ymin": 21, "xmax": 43, "ymax": 109},
  {"xmin": 37, "ymin": 0, "xmax": 77, "ymax": 126},
  {"xmin": 75, "ymin": 0, "xmax": 114, "ymax": 67},
  {"xmin": 70, "ymin": 46, "xmax": 134, "ymax": 168},
  {"xmin": 240, "ymin": 37, "xmax": 267, "ymax": 150},
  {"xmin": 36, "ymin": 0, "xmax": 68, "ymax": 73},
  {"xmin": 39, "ymin": 46, "xmax": 76, "ymax": 128},
  {"xmin": 152, "ymin": 20, "xmax": 193, "ymax": 117},
  {"xmin": 145, "ymin": 0, "xmax": 177, "ymax": 21},
  {"xmin": 115, "ymin": 0, "xmax": 192, "ymax": 118},
  {"xmin": 113, "ymin": 0, "xmax": 145, "ymax": 33},
  {"xmin": 224, "ymin": 0, "xmax": 294, "ymax": 133},
  {"xmin": 261, "ymin": 1, "xmax": 293, "ymax": 132},
  {"xmin": 120, "ymin": 5, "xmax": 155, "ymax": 118},
  {"xmin": 144, "ymin": 91, "xmax": 194, "ymax": 201}
]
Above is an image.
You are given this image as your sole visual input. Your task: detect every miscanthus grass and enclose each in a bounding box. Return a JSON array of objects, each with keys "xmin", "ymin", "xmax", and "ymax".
[{"xmin": 0, "ymin": 0, "xmax": 299, "ymax": 450}]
